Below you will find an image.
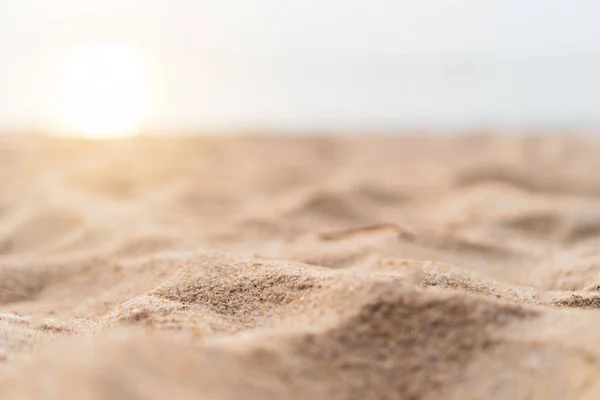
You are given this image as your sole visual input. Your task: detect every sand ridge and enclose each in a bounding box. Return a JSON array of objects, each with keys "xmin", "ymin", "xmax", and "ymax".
[{"xmin": 2, "ymin": 135, "xmax": 600, "ymax": 399}]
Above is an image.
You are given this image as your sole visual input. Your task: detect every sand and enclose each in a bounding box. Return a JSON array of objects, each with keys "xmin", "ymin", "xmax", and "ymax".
[{"xmin": 3, "ymin": 134, "xmax": 600, "ymax": 399}]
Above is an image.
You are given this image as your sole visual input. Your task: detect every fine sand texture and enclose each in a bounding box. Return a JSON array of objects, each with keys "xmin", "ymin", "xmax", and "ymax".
[{"xmin": 3, "ymin": 134, "xmax": 600, "ymax": 399}]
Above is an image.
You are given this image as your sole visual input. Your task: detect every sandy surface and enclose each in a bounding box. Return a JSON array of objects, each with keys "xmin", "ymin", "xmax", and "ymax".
[{"xmin": 3, "ymin": 134, "xmax": 600, "ymax": 399}]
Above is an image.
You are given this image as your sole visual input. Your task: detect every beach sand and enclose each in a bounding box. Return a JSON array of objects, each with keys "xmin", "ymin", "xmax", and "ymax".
[{"xmin": 2, "ymin": 134, "xmax": 600, "ymax": 399}]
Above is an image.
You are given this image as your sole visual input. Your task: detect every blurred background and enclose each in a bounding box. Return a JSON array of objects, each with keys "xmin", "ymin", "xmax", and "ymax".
[{"xmin": 1, "ymin": 0, "xmax": 600, "ymax": 137}]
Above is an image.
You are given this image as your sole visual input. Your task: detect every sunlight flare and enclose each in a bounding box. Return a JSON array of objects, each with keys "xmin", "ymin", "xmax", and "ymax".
[{"xmin": 56, "ymin": 43, "xmax": 150, "ymax": 139}]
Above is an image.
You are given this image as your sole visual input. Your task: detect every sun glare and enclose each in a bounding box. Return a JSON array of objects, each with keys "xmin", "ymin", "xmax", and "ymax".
[{"xmin": 56, "ymin": 43, "xmax": 149, "ymax": 139}]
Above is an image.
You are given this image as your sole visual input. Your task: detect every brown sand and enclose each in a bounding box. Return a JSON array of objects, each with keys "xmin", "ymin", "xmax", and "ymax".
[{"xmin": 3, "ymin": 134, "xmax": 600, "ymax": 399}]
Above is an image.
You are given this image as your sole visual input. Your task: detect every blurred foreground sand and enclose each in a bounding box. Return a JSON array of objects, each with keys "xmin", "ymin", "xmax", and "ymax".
[{"xmin": 3, "ymin": 134, "xmax": 600, "ymax": 399}]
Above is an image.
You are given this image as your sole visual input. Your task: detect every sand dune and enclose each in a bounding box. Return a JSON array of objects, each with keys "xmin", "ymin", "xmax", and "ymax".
[{"xmin": 3, "ymin": 134, "xmax": 600, "ymax": 399}]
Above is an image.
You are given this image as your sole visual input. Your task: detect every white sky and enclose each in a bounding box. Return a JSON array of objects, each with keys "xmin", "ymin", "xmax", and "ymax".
[{"xmin": 1, "ymin": 0, "xmax": 600, "ymax": 131}]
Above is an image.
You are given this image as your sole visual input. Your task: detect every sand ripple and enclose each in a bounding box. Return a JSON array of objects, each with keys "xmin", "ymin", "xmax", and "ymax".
[{"xmin": 3, "ymin": 135, "xmax": 600, "ymax": 399}]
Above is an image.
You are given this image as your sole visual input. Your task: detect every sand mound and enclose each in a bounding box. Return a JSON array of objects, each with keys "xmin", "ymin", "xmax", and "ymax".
[{"xmin": 4, "ymin": 134, "xmax": 600, "ymax": 399}]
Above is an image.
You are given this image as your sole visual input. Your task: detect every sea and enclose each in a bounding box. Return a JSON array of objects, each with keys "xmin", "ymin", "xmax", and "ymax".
[{"xmin": 160, "ymin": 52, "xmax": 600, "ymax": 133}]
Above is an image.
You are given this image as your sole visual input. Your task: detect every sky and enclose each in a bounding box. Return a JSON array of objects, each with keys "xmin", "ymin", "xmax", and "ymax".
[{"xmin": 1, "ymin": 0, "xmax": 600, "ymax": 132}]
